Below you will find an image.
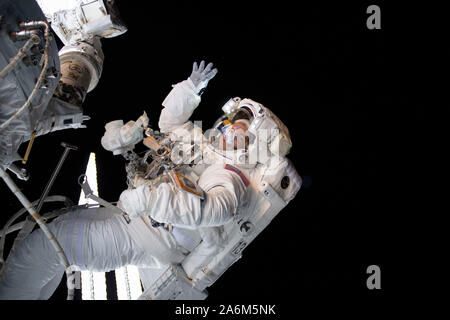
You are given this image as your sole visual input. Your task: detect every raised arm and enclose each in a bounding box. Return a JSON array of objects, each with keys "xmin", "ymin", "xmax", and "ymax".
[{"xmin": 158, "ymin": 61, "xmax": 218, "ymax": 133}]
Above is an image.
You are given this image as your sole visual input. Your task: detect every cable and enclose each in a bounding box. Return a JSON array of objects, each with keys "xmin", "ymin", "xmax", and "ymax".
[
  {"xmin": 0, "ymin": 32, "xmax": 40, "ymax": 79},
  {"xmin": 0, "ymin": 195, "xmax": 73, "ymax": 265},
  {"xmin": 0, "ymin": 167, "xmax": 75, "ymax": 300},
  {"xmin": 0, "ymin": 21, "xmax": 51, "ymax": 132}
]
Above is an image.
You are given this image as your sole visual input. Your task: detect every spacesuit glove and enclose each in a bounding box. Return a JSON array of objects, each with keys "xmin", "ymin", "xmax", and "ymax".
[
  {"xmin": 189, "ymin": 60, "xmax": 218, "ymax": 95},
  {"xmin": 101, "ymin": 112, "xmax": 149, "ymax": 155},
  {"xmin": 118, "ymin": 185, "xmax": 151, "ymax": 219},
  {"xmin": 121, "ymin": 111, "xmax": 148, "ymax": 144}
]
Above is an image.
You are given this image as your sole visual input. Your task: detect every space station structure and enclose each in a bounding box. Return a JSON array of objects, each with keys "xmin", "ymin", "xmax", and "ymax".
[{"xmin": 0, "ymin": 0, "xmax": 126, "ymax": 179}]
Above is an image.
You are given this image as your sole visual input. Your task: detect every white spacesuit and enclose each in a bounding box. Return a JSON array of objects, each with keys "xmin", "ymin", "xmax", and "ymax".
[{"xmin": 0, "ymin": 61, "xmax": 301, "ymax": 300}]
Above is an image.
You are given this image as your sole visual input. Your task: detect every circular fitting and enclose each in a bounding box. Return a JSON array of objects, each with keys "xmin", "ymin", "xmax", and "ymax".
[
  {"xmin": 58, "ymin": 42, "xmax": 104, "ymax": 92},
  {"xmin": 238, "ymin": 152, "xmax": 248, "ymax": 164},
  {"xmin": 239, "ymin": 221, "xmax": 253, "ymax": 235}
]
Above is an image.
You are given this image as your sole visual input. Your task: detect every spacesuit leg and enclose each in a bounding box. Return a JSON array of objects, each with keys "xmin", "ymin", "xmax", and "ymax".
[
  {"xmin": 0, "ymin": 207, "xmax": 185, "ymax": 300},
  {"xmin": 39, "ymin": 269, "xmax": 65, "ymax": 300},
  {"xmin": 182, "ymin": 227, "xmax": 225, "ymax": 279}
]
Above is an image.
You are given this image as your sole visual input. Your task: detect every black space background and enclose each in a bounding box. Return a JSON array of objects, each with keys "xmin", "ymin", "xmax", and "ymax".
[{"xmin": 0, "ymin": 0, "xmax": 423, "ymax": 313}]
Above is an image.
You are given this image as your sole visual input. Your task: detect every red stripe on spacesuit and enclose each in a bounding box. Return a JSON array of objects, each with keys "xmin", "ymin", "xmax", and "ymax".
[{"xmin": 224, "ymin": 164, "xmax": 250, "ymax": 187}]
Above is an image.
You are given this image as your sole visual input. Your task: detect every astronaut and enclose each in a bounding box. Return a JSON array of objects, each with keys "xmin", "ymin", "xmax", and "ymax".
[{"xmin": 0, "ymin": 61, "xmax": 301, "ymax": 299}]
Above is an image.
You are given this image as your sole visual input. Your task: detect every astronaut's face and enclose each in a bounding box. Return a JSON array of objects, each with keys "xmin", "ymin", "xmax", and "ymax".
[{"xmin": 220, "ymin": 121, "xmax": 250, "ymax": 151}]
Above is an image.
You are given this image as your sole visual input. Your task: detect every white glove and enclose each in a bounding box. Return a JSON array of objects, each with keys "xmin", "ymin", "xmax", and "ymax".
[
  {"xmin": 189, "ymin": 61, "xmax": 218, "ymax": 95},
  {"xmin": 101, "ymin": 111, "xmax": 148, "ymax": 155}
]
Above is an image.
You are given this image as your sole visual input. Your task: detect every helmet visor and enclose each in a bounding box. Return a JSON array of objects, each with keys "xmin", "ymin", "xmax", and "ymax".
[{"xmin": 213, "ymin": 110, "xmax": 253, "ymax": 150}]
